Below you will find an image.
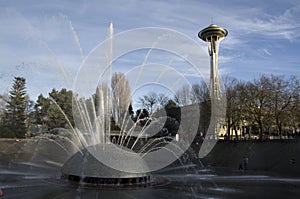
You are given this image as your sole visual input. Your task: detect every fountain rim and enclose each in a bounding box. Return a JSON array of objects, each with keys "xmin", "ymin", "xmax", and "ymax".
[{"xmin": 61, "ymin": 143, "xmax": 152, "ymax": 186}]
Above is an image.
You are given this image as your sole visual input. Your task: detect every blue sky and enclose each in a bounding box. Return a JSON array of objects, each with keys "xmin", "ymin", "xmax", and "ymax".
[{"xmin": 0, "ymin": 0, "xmax": 300, "ymax": 101}]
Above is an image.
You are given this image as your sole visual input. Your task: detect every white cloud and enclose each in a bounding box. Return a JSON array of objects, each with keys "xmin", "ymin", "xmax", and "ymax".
[{"xmin": 223, "ymin": 7, "xmax": 300, "ymax": 41}]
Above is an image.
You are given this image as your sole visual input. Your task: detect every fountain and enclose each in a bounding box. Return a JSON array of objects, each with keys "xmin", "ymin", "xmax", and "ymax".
[
  {"xmin": 62, "ymin": 23, "xmax": 209, "ymax": 183},
  {"xmin": 58, "ymin": 22, "xmax": 154, "ymax": 186}
]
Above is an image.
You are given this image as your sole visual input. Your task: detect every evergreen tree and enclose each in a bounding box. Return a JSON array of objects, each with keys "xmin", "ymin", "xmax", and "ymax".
[
  {"xmin": 2, "ymin": 77, "xmax": 27, "ymax": 138},
  {"xmin": 34, "ymin": 94, "xmax": 51, "ymax": 128},
  {"xmin": 33, "ymin": 88, "xmax": 74, "ymax": 130}
]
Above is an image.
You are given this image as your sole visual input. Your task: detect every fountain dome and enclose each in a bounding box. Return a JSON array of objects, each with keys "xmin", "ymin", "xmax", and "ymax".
[{"xmin": 61, "ymin": 143, "xmax": 151, "ymax": 186}]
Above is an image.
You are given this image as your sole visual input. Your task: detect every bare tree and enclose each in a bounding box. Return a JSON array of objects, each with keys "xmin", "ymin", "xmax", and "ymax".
[
  {"xmin": 0, "ymin": 94, "xmax": 8, "ymax": 126},
  {"xmin": 157, "ymin": 93, "xmax": 169, "ymax": 108},
  {"xmin": 174, "ymin": 84, "xmax": 191, "ymax": 106},
  {"xmin": 190, "ymin": 81, "xmax": 209, "ymax": 103},
  {"xmin": 267, "ymin": 75, "xmax": 291, "ymax": 137},
  {"xmin": 268, "ymin": 75, "xmax": 300, "ymax": 137},
  {"xmin": 290, "ymin": 77, "xmax": 300, "ymax": 134},
  {"xmin": 137, "ymin": 91, "xmax": 158, "ymax": 114},
  {"xmin": 223, "ymin": 76, "xmax": 242, "ymax": 139},
  {"xmin": 242, "ymin": 75, "xmax": 275, "ymax": 137},
  {"xmin": 111, "ymin": 72, "xmax": 132, "ymax": 126}
]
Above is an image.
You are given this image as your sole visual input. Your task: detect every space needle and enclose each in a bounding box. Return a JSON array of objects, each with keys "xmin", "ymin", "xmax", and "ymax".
[
  {"xmin": 198, "ymin": 24, "xmax": 228, "ymax": 144},
  {"xmin": 198, "ymin": 24, "xmax": 228, "ymax": 102}
]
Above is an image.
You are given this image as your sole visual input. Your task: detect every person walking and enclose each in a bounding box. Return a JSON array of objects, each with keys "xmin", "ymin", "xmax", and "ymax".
[{"xmin": 0, "ymin": 187, "xmax": 3, "ymax": 197}]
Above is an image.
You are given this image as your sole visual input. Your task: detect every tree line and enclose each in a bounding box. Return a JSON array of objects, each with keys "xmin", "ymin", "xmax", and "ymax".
[
  {"xmin": 171, "ymin": 75, "xmax": 300, "ymax": 139},
  {"xmin": 0, "ymin": 77, "xmax": 74, "ymax": 138},
  {"xmin": 0, "ymin": 74, "xmax": 299, "ymax": 140},
  {"xmin": 0, "ymin": 73, "xmax": 147, "ymax": 138},
  {"xmin": 223, "ymin": 75, "xmax": 299, "ymax": 139},
  {"xmin": 136, "ymin": 75, "xmax": 299, "ymax": 139}
]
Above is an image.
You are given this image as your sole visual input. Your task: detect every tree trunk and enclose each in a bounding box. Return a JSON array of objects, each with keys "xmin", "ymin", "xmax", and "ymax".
[
  {"xmin": 234, "ymin": 126, "xmax": 238, "ymax": 140},
  {"xmin": 227, "ymin": 118, "xmax": 231, "ymax": 139}
]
